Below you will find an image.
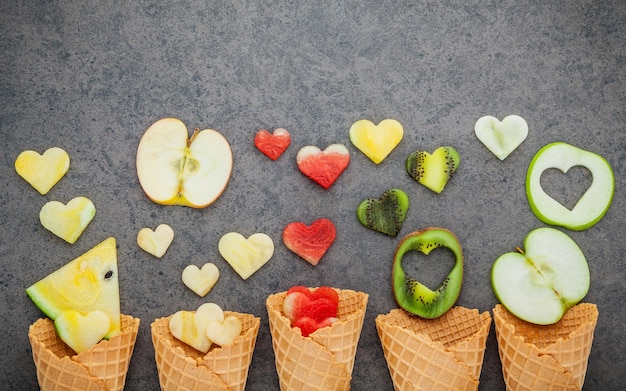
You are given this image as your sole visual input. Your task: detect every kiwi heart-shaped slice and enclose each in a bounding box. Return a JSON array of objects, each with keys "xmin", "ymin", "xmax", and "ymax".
[
  {"xmin": 406, "ymin": 146, "xmax": 460, "ymax": 193},
  {"xmin": 393, "ymin": 227, "xmax": 463, "ymax": 319},
  {"xmin": 357, "ymin": 188, "xmax": 409, "ymax": 237}
]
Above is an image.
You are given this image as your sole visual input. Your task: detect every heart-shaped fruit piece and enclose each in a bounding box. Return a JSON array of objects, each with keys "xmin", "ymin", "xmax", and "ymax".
[
  {"xmin": 526, "ymin": 142, "xmax": 614, "ymax": 231},
  {"xmin": 26, "ymin": 238, "xmax": 121, "ymax": 339},
  {"xmin": 491, "ymin": 227, "xmax": 590, "ymax": 325},
  {"xmin": 357, "ymin": 188, "xmax": 409, "ymax": 237},
  {"xmin": 205, "ymin": 315, "xmax": 243, "ymax": 347},
  {"xmin": 137, "ymin": 224, "xmax": 174, "ymax": 258},
  {"xmin": 254, "ymin": 128, "xmax": 291, "ymax": 160},
  {"xmin": 406, "ymin": 146, "xmax": 460, "ymax": 193},
  {"xmin": 393, "ymin": 228, "xmax": 463, "ymax": 319},
  {"xmin": 169, "ymin": 303, "xmax": 225, "ymax": 353},
  {"xmin": 296, "ymin": 144, "xmax": 350, "ymax": 189},
  {"xmin": 349, "ymin": 119, "xmax": 404, "ymax": 164},
  {"xmin": 136, "ymin": 118, "xmax": 233, "ymax": 208},
  {"xmin": 15, "ymin": 147, "xmax": 70, "ymax": 195},
  {"xmin": 282, "ymin": 286, "xmax": 339, "ymax": 336},
  {"xmin": 282, "ymin": 218, "xmax": 336, "ymax": 266},
  {"xmin": 39, "ymin": 196, "xmax": 96, "ymax": 244},
  {"xmin": 475, "ymin": 115, "xmax": 528, "ymax": 160},
  {"xmin": 182, "ymin": 263, "xmax": 220, "ymax": 297},
  {"xmin": 218, "ymin": 232, "xmax": 274, "ymax": 279},
  {"xmin": 54, "ymin": 310, "xmax": 111, "ymax": 353}
]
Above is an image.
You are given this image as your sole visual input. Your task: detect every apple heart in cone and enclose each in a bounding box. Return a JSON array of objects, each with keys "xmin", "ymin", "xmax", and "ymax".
[
  {"xmin": 28, "ymin": 314, "xmax": 140, "ymax": 391},
  {"xmin": 266, "ymin": 288, "xmax": 368, "ymax": 390},
  {"xmin": 493, "ymin": 303, "xmax": 598, "ymax": 391},
  {"xmin": 376, "ymin": 307, "xmax": 491, "ymax": 391},
  {"xmin": 151, "ymin": 311, "xmax": 260, "ymax": 391}
]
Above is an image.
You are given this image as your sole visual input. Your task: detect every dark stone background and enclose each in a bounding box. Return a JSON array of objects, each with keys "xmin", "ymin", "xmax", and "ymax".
[{"xmin": 1, "ymin": 1, "xmax": 624, "ymax": 389}]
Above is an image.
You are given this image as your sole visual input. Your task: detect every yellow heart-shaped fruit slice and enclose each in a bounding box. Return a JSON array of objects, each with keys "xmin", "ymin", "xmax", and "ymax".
[
  {"xmin": 169, "ymin": 303, "xmax": 224, "ymax": 353},
  {"xmin": 205, "ymin": 315, "xmax": 243, "ymax": 347},
  {"xmin": 218, "ymin": 232, "xmax": 274, "ymax": 280},
  {"xmin": 137, "ymin": 224, "xmax": 174, "ymax": 258},
  {"xmin": 15, "ymin": 147, "xmax": 70, "ymax": 194},
  {"xmin": 54, "ymin": 310, "xmax": 111, "ymax": 353},
  {"xmin": 349, "ymin": 119, "xmax": 403, "ymax": 164},
  {"xmin": 39, "ymin": 196, "xmax": 96, "ymax": 244},
  {"xmin": 182, "ymin": 263, "xmax": 220, "ymax": 297}
]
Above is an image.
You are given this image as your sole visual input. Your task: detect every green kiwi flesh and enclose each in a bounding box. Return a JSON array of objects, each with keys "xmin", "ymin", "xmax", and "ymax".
[
  {"xmin": 406, "ymin": 146, "xmax": 460, "ymax": 193},
  {"xmin": 357, "ymin": 188, "xmax": 409, "ymax": 237},
  {"xmin": 392, "ymin": 227, "xmax": 463, "ymax": 318}
]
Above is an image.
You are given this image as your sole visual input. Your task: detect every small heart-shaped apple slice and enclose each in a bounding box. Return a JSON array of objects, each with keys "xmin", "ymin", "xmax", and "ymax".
[
  {"xmin": 205, "ymin": 315, "xmax": 243, "ymax": 347},
  {"xmin": 282, "ymin": 218, "xmax": 336, "ymax": 265},
  {"xmin": 254, "ymin": 128, "xmax": 291, "ymax": 160},
  {"xmin": 475, "ymin": 115, "xmax": 528, "ymax": 160},
  {"xmin": 182, "ymin": 263, "xmax": 220, "ymax": 297},
  {"xmin": 169, "ymin": 303, "xmax": 224, "ymax": 353},
  {"xmin": 357, "ymin": 188, "xmax": 409, "ymax": 237},
  {"xmin": 296, "ymin": 144, "xmax": 350, "ymax": 189},
  {"xmin": 349, "ymin": 119, "xmax": 403, "ymax": 164},
  {"xmin": 15, "ymin": 147, "xmax": 70, "ymax": 194},
  {"xmin": 406, "ymin": 146, "xmax": 460, "ymax": 193},
  {"xmin": 39, "ymin": 196, "xmax": 96, "ymax": 244},
  {"xmin": 54, "ymin": 310, "xmax": 111, "ymax": 353},
  {"xmin": 137, "ymin": 224, "xmax": 174, "ymax": 258},
  {"xmin": 218, "ymin": 232, "xmax": 274, "ymax": 280}
]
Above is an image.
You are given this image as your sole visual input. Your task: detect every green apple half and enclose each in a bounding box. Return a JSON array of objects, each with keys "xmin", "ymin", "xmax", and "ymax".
[
  {"xmin": 136, "ymin": 118, "xmax": 233, "ymax": 208},
  {"xmin": 491, "ymin": 227, "xmax": 589, "ymax": 325},
  {"xmin": 526, "ymin": 142, "xmax": 614, "ymax": 231}
]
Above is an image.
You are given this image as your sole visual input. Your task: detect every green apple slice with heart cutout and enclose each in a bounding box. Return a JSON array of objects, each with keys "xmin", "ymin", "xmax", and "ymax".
[
  {"xmin": 491, "ymin": 227, "xmax": 590, "ymax": 325},
  {"xmin": 526, "ymin": 142, "xmax": 614, "ymax": 231}
]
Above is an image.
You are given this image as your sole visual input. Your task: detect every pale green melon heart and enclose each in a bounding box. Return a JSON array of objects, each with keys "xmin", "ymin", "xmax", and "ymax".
[{"xmin": 475, "ymin": 115, "xmax": 528, "ymax": 160}]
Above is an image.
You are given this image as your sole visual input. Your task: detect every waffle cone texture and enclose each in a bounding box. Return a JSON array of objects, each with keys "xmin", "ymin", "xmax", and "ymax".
[
  {"xmin": 493, "ymin": 303, "xmax": 598, "ymax": 391},
  {"xmin": 266, "ymin": 288, "xmax": 368, "ymax": 391},
  {"xmin": 375, "ymin": 307, "xmax": 491, "ymax": 391},
  {"xmin": 28, "ymin": 314, "xmax": 140, "ymax": 391},
  {"xmin": 151, "ymin": 311, "xmax": 260, "ymax": 391}
]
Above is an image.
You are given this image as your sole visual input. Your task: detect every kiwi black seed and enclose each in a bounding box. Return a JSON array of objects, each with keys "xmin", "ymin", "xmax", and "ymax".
[
  {"xmin": 357, "ymin": 188, "xmax": 409, "ymax": 237},
  {"xmin": 392, "ymin": 227, "xmax": 463, "ymax": 319}
]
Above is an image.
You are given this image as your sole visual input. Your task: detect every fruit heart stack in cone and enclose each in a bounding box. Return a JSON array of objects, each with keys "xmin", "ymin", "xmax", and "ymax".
[
  {"xmin": 28, "ymin": 314, "xmax": 140, "ymax": 391},
  {"xmin": 266, "ymin": 288, "xmax": 369, "ymax": 390},
  {"xmin": 151, "ymin": 311, "xmax": 260, "ymax": 391},
  {"xmin": 493, "ymin": 303, "xmax": 598, "ymax": 391},
  {"xmin": 376, "ymin": 306, "xmax": 491, "ymax": 391}
]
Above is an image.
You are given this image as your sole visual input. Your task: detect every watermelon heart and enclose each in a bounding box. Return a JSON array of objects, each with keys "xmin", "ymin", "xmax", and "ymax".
[
  {"xmin": 357, "ymin": 188, "xmax": 409, "ymax": 237},
  {"xmin": 282, "ymin": 286, "xmax": 339, "ymax": 336},
  {"xmin": 282, "ymin": 218, "xmax": 337, "ymax": 265},
  {"xmin": 254, "ymin": 128, "xmax": 291, "ymax": 160},
  {"xmin": 296, "ymin": 144, "xmax": 350, "ymax": 189}
]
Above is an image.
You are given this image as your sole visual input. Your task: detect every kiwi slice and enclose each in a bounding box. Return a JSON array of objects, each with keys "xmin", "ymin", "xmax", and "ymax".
[
  {"xmin": 406, "ymin": 146, "xmax": 460, "ymax": 193},
  {"xmin": 392, "ymin": 227, "xmax": 463, "ymax": 318},
  {"xmin": 356, "ymin": 188, "xmax": 409, "ymax": 237}
]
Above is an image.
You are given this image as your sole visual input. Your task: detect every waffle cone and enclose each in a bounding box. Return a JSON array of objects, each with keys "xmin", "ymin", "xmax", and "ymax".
[
  {"xmin": 375, "ymin": 307, "xmax": 491, "ymax": 391},
  {"xmin": 493, "ymin": 303, "xmax": 598, "ymax": 391},
  {"xmin": 151, "ymin": 311, "xmax": 260, "ymax": 391},
  {"xmin": 28, "ymin": 314, "xmax": 140, "ymax": 391},
  {"xmin": 266, "ymin": 288, "xmax": 368, "ymax": 391}
]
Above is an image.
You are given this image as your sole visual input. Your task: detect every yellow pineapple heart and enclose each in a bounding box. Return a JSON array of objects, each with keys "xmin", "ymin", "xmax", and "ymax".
[
  {"xmin": 137, "ymin": 224, "xmax": 174, "ymax": 258},
  {"xmin": 205, "ymin": 315, "xmax": 242, "ymax": 347},
  {"xmin": 218, "ymin": 232, "xmax": 274, "ymax": 280},
  {"xmin": 169, "ymin": 303, "xmax": 225, "ymax": 353},
  {"xmin": 349, "ymin": 119, "xmax": 404, "ymax": 164},
  {"xmin": 54, "ymin": 310, "xmax": 111, "ymax": 353},
  {"xmin": 39, "ymin": 196, "xmax": 96, "ymax": 244},
  {"xmin": 182, "ymin": 263, "xmax": 220, "ymax": 297},
  {"xmin": 15, "ymin": 147, "xmax": 70, "ymax": 194}
]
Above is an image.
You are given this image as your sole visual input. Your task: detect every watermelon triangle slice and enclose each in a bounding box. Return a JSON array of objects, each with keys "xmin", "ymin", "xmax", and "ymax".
[{"xmin": 26, "ymin": 237, "xmax": 121, "ymax": 339}]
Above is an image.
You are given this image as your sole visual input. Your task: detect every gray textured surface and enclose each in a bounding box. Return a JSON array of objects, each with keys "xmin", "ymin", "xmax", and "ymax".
[{"xmin": 1, "ymin": 1, "xmax": 625, "ymax": 390}]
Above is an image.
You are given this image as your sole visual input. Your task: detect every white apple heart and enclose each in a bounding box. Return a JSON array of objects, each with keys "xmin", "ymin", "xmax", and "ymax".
[
  {"xmin": 205, "ymin": 315, "xmax": 242, "ymax": 347},
  {"xmin": 218, "ymin": 232, "xmax": 274, "ymax": 280},
  {"xmin": 182, "ymin": 263, "xmax": 220, "ymax": 297},
  {"xmin": 39, "ymin": 196, "xmax": 96, "ymax": 244},
  {"xmin": 137, "ymin": 224, "xmax": 174, "ymax": 258},
  {"xmin": 169, "ymin": 303, "xmax": 224, "ymax": 353},
  {"xmin": 54, "ymin": 310, "xmax": 111, "ymax": 353},
  {"xmin": 475, "ymin": 115, "xmax": 528, "ymax": 160},
  {"xmin": 14, "ymin": 147, "xmax": 70, "ymax": 194}
]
